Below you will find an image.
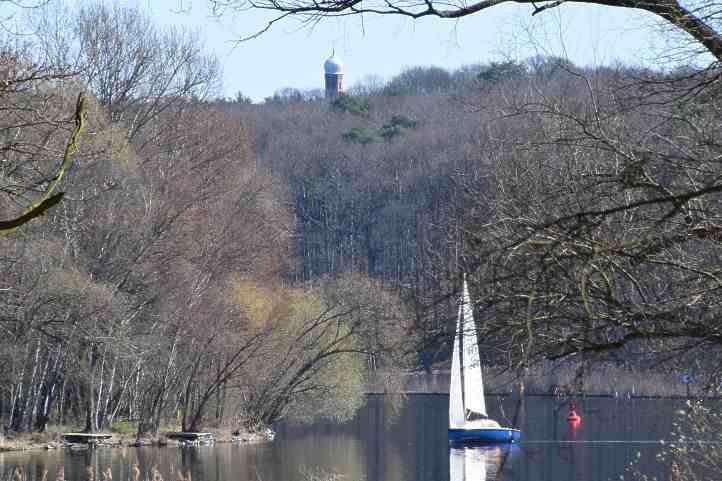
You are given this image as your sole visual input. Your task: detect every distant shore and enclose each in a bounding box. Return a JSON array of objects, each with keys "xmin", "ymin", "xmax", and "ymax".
[{"xmin": 365, "ymin": 365, "xmax": 716, "ymax": 398}]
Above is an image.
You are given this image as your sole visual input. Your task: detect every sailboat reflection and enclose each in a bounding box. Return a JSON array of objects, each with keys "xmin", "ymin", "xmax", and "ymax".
[{"xmin": 449, "ymin": 446, "xmax": 507, "ymax": 481}]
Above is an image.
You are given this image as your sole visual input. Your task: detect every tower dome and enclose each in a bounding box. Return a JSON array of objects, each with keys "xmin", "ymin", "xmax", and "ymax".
[
  {"xmin": 323, "ymin": 51, "xmax": 344, "ymax": 98},
  {"xmin": 324, "ymin": 53, "xmax": 343, "ymax": 75}
]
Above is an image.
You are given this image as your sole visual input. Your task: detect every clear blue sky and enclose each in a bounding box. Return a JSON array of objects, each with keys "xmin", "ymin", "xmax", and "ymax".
[{"xmin": 123, "ymin": 1, "xmax": 665, "ymax": 101}]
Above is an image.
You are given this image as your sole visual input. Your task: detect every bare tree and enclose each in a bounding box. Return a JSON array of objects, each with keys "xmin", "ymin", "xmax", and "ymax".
[
  {"xmin": 211, "ymin": 0, "xmax": 722, "ymax": 60},
  {"xmin": 34, "ymin": 1, "xmax": 221, "ymax": 141},
  {"xmin": 449, "ymin": 63, "xmax": 722, "ymax": 380}
]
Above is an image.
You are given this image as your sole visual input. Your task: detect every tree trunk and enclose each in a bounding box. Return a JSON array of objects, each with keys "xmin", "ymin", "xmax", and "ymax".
[{"xmin": 83, "ymin": 345, "xmax": 98, "ymax": 433}]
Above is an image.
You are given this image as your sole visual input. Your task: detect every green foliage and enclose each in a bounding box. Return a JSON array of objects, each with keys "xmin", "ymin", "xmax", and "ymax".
[
  {"xmin": 342, "ymin": 127, "xmax": 378, "ymax": 144},
  {"xmin": 289, "ymin": 350, "xmax": 366, "ymax": 424},
  {"xmin": 379, "ymin": 115, "xmax": 418, "ymax": 140},
  {"xmin": 237, "ymin": 285, "xmax": 368, "ymax": 427},
  {"xmin": 226, "ymin": 275, "xmax": 278, "ymax": 329},
  {"xmin": 344, "ymin": 115, "xmax": 418, "ymax": 144},
  {"xmin": 279, "ymin": 290, "xmax": 366, "ymax": 424},
  {"xmin": 331, "ymin": 94, "xmax": 370, "ymax": 116}
]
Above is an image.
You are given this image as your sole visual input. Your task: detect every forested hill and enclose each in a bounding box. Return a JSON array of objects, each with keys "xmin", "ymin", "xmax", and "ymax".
[
  {"xmin": 227, "ymin": 58, "xmax": 722, "ymax": 377},
  {"xmin": 220, "ymin": 61, "xmax": 570, "ymax": 315}
]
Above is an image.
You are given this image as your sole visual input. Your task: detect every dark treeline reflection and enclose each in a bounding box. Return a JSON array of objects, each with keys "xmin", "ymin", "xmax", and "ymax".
[{"xmin": 0, "ymin": 395, "xmax": 686, "ymax": 481}]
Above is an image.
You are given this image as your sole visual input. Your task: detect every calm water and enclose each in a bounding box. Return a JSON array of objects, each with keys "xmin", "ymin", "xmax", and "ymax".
[{"xmin": 0, "ymin": 395, "xmax": 691, "ymax": 481}]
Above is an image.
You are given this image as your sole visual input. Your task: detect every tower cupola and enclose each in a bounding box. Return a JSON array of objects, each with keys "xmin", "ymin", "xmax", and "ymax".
[{"xmin": 324, "ymin": 51, "xmax": 343, "ymax": 98}]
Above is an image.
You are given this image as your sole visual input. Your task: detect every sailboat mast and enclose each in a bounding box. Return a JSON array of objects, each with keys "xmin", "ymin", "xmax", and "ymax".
[
  {"xmin": 448, "ymin": 284, "xmax": 466, "ymax": 428},
  {"xmin": 459, "ymin": 298, "xmax": 465, "ymax": 413}
]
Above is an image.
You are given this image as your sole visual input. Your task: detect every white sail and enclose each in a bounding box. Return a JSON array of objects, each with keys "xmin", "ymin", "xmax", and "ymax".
[
  {"xmin": 461, "ymin": 280, "xmax": 487, "ymax": 417},
  {"xmin": 449, "ymin": 301, "xmax": 465, "ymax": 428}
]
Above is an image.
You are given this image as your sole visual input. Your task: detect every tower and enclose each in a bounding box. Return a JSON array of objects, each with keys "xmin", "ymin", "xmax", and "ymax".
[{"xmin": 324, "ymin": 51, "xmax": 343, "ymax": 99}]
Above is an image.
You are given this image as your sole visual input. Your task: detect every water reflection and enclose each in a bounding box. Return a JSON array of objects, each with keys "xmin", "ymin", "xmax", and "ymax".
[
  {"xmin": 0, "ymin": 396, "xmax": 697, "ymax": 481},
  {"xmin": 450, "ymin": 446, "xmax": 510, "ymax": 481}
]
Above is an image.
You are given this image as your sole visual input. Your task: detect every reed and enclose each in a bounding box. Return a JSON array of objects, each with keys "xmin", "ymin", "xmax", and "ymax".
[{"xmin": 1, "ymin": 464, "xmax": 193, "ymax": 481}]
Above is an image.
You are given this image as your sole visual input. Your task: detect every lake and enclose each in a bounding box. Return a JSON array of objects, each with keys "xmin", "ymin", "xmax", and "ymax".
[{"xmin": 0, "ymin": 395, "xmax": 693, "ymax": 481}]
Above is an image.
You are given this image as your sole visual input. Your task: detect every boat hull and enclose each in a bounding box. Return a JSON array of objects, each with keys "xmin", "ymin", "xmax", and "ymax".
[{"xmin": 448, "ymin": 427, "xmax": 521, "ymax": 444}]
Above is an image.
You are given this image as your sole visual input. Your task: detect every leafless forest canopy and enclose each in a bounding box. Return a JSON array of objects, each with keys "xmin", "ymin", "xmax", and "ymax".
[{"xmin": 0, "ymin": 0, "xmax": 721, "ymax": 439}]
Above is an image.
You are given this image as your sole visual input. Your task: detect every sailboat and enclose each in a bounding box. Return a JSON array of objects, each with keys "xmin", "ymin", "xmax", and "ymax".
[{"xmin": 448, "ymin": 279, "xmax": 521, "ymax": 444}]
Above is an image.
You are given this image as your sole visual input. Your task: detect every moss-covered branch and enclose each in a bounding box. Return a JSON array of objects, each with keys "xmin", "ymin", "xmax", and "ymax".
[{"xmin": 0, "ymin": 92, "xmax": 86, "ymax": 236}]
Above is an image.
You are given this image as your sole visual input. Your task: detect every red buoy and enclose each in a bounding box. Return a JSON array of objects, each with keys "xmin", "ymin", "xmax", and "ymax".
[{"xmin": 567, "ymin": 400, "xmax": 581, "ymax": 424}]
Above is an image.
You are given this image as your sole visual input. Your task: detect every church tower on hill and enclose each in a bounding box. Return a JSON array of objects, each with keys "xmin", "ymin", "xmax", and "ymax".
[{"xmin": 324, "ymin": 51, "xmax": 343, "ymax": 99}]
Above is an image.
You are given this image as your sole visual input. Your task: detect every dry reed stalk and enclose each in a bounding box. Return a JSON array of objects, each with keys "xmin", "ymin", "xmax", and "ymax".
[
  {"xmin": 86, "ymin": 465, "xmax": 95, "ymax": 481},
  {"xmin": 11, "ymin": 465, "xmax": 23, "ymax": 481},
  {"xmin": 150, "ymin": 465, "xmax": 163, "ymax": 481},
  {"xmin": 39, "ymin": 466, "xmax": 48, "ymax": 481},
  {"xmin": 131, "ymin": 464, "xmax": 140, "ymax": 481},
  {"xmin": 55, "ymin": 466, "xmax": 64, "ymax": 481},
  {"xmin": 101, "ymin": 466, "xmax": 112, "ymax": 481},
  {"xmin": 175, "ymin": 471, "xmax": 192, "ymax": 481}
]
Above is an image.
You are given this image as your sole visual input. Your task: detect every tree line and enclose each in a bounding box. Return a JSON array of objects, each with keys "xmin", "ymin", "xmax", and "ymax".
[{"xmin": 238, "ymin": 55, "xmax": 722, "ymax": 386}]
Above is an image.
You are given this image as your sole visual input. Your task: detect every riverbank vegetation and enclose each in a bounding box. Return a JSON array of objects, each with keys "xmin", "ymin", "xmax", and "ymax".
[{"xmin": 1, "ymin": 0, "xmax": 721, "ymax": 461}]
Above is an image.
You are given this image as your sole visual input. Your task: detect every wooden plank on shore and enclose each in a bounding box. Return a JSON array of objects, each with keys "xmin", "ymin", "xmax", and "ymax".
[
  {"xmin": 62, "ymin": 433, "xmax": 113, "ymax": 444},
  {"xmin": 165, "ymin": 432, "xmax": 214, "ymax": 440}
]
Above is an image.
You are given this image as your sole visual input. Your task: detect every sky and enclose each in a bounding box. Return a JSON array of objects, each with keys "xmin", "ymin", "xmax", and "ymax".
[{"xmin": 92, "ymin": 1, "xmax": 671, "ymax": 101}]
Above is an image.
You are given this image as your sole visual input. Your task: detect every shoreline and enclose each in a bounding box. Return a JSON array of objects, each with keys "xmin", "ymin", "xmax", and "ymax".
[{"xmin": 0, "ymin": 428, "xmax": 272, "ymax": 454}]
